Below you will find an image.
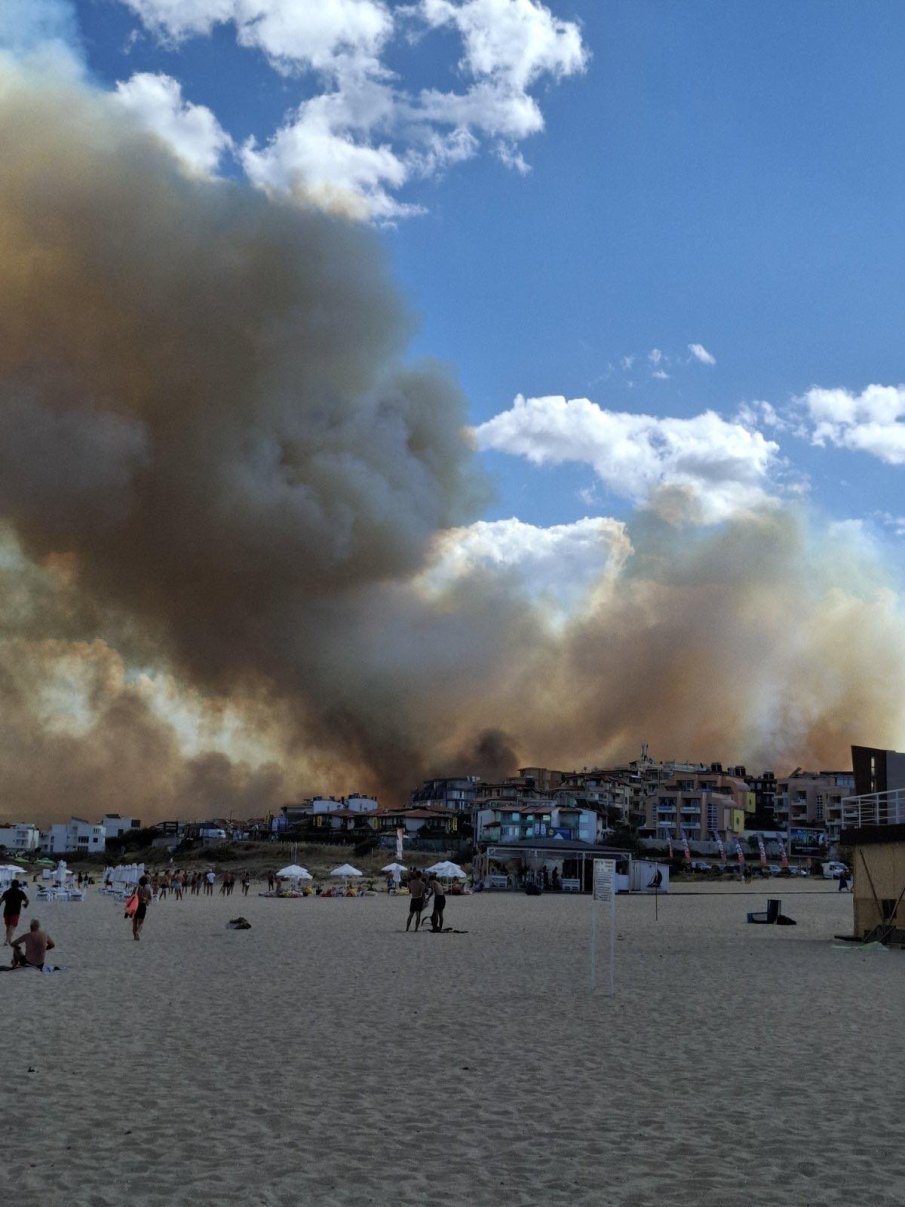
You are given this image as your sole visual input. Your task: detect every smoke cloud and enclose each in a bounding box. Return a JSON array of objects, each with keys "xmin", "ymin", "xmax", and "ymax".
[{"xmin": 1, "ymin": 63, "xmax": 904, "ymax": 825}]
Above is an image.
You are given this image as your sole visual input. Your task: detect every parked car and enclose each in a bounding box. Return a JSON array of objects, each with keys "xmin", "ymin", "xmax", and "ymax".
[
  {"xmin": 765, "ymin": 864, "xmax": 782, "ymax": 875},
  {"xmin": 788, "ymin": 865, "xmax": 809, "ymax": 876},
  {"xmin": 821, "ymin": 861, "xmax": 850, "ymax": 880},
  {"xmin": 690, "ymin": 860, "xmax": 712, "ymax": 873}
]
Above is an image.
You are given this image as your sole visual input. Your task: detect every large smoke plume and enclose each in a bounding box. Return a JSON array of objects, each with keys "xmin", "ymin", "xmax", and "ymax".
[{"xmin": 1, "ymin": 64, "xmax": 904, "ymax": 824}]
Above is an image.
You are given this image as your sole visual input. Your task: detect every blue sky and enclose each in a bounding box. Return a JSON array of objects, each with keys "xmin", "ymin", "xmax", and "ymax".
[{"xmin": 14, "ymin": 1, "xmax": 900, "ymax": 535}]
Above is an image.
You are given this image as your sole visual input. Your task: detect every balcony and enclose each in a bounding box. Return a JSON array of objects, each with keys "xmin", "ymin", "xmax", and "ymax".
[{"xmin": 842, "ymin": 788, "xmax": 905, "ymax": 830}]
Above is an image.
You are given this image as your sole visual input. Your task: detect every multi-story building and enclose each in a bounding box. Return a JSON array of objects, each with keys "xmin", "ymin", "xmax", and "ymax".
[
  {"xmin": 410, "ymin": 777, "xmax": 481, "ymax": 813},
  {"xmin": 475, "ymin": 799, "xmax": 602, "ymax": 845},
  {"xmin": 0, "ymin": 823, "xmax": 41, "ymax": 854},
  {"xmin": 773, "ymin": 769, "xmax": 855, "ymax": 839},
  {"xmin": 557, "ymin": 771, "xmax": 632, "ymax": 822},
  {"xmin": 40, "ymin": 818, "xmax": 106, "ymax": 855},
  {"xmin": 851, "ymin": 745, "xmax": 905, "ymax": 798},
  {"xmin": 641, "ymin": 767, "xmax": 753, "ymax": 842},
  {"xmin": 276, "ymin": 794, "xmax": 379, "ymax": 831},
  {"xmin": 737, "ymin": 769, "xmax": 777, "ymax": 827},
  {"xmin": 101, "ymin": 814, "xmax": 142, "ymax": 841}
]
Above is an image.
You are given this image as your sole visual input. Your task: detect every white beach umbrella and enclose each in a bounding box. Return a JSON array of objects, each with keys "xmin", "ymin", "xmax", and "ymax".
[
  {"xmin": 380, "ymin": 863, "xmax": 407, "ymax": 873},
  {"xmin": 277, "ymin": 864, "xmax": 312, "ymax": 880},
  {"xmin": 0, "ymin": 864, "xmax": 27, "ymax": 876},
  {"xmin": 329, "ymin": 864, "xmax": 363, "ymax": 878},
  {"xmin": 425, "ymin": 861, "xmax": 467, "ymax": 879}
]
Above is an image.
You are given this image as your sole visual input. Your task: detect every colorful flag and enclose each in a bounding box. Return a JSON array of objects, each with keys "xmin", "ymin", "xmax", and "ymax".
[
  {"xmin": 680, "ymin": 827, "xmax": 692, "ymax": 862},
  {"xmin": 396, "ymin": 827, "xmax": 404, "ymax": 860},
  {"xmin": 666, "ymin": 831, "xmax": 674, "ymax": 860},
  {"xmin": 777, "ymin": 835, "xmax": 789, "ymax": 869},
  {"xmin": 756, "ymin": 834, "xmax": 768, "ymax": 868},
  {"xmin": 734, "ymin": 837, "xmax": 746, "ymax": 866},
  {"xmin": 713, "ymin": 831, "xmax": 727, "ymax": 866}
]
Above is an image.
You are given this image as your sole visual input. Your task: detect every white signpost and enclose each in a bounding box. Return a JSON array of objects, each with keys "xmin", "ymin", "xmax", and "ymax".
[{"xmin": 590, "ymin": 858, "xmax": 617, "ymax": 995}]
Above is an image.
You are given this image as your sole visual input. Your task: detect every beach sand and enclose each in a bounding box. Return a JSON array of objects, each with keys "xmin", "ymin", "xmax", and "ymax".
[{"xmin": 1, "ymin": 880, "xmax": 902, "ymax": 1207}]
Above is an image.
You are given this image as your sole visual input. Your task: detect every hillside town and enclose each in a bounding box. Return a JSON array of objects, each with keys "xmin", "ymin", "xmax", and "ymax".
[{"xmin": 2, "ymin": 744, "xmax": 893, "ymax": 877}]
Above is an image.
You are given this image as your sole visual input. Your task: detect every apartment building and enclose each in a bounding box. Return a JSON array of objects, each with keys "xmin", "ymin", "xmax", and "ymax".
[
  {"xmin": 773, "ymin": 769, "xmax": 855, "ymax": 838},
  {"xmin": 0, "ymin": 823, "xmax": 41, "ymax": 853},
  {"xmin": 642, "ymin": 767, "xmax": 753, "ymax": 841},
  {"xmin": 40, "ymin": 817, "xmax": 107, "ymax": 855}
]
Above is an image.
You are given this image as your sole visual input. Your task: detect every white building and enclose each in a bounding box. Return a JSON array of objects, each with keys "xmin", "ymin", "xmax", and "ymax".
[
  {"xmin": 311, "ymin": 794, "xmax": 378, "ymax": 814},
  {"xmin": 40, "ymin": 818, "xmax": 107, "ymax": 855},
  {"xmin": 0, "ymin": 823, "xmax": 41, "ymax": 853},
  {"xmin": 101, "ymin": 814, "xmax": 142, "ymax": 840}
]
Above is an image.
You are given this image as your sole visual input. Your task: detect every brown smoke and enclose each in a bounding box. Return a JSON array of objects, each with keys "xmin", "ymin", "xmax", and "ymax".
[{"xmin": 1, "ymin": 64, "xmax": 904, "ymax": 826}]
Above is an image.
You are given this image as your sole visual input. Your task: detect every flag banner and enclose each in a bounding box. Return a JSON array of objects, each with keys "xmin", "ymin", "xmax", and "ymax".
[
  {"xmin": 396, "ymin": 827, "xmax": 404, "ymax": 860},
  {"xmin": 777, "ymin": 836, "xmax": 789, "ymax": 868},
  {"xmin": 713, "ymin": 831, "xmax": 727, "ymax": 865},
  {"xmin": 756, "ymin": 834, "xmax": 768, "ymax": 867},
  {"xmin": 734, "ymin": 838, "xmax": 746, "ymax": 866},
  {"xmin": 681, "ymin": 828, "xmax": 692, "ymax": 862}
]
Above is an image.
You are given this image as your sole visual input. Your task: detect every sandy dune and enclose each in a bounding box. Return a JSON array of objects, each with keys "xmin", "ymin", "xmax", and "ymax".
[{"xmin": 1, "ymin": 881, "xmax": 901, "ymax": 1207}]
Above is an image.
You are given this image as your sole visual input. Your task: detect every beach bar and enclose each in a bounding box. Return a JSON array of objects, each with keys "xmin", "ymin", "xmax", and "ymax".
[
  {"xmin": 840, "ymin": 786, "xmax": 905, "ymax": 940},
  {"xmin": 476, "ymin": 839, "xmax": 668, "ymax": 893}
]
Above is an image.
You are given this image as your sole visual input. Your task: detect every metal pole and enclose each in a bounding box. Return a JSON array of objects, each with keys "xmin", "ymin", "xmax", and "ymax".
[
  {"xmin": 607, "ymin": 890, "xmax": 616, "ymax": 996},
  {"xmin": 589, "ymin": 889, "xmax": 598, "ymax": 992}
]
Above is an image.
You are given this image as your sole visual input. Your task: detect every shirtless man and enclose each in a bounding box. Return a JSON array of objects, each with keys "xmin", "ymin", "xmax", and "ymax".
[
  {"xmin": 405, "ymin": 871, "xmax": 429, "ymax": 931},
  {"xmin": 9, "ymin": 919, "xmax": 55, "ymax": 970},
  {"xmin": 428, "ymin": 874, "xmax": 446, "ymax": 932}
]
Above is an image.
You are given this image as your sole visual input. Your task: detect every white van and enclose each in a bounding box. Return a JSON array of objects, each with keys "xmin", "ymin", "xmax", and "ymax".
[{"xmin": 821, "ymin": 861, "xmax": 849, "ymax": 880}]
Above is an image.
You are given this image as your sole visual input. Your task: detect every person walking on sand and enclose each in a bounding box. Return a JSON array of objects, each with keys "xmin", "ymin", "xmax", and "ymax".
[
  {"xmin": 241, "ymin": 873, "xmax": 250, "ymax": 897},
  {"xmin": 2, "ymin": 879, "xmax": 29, "ymax": 946},
  {"xmin": 132, "ymin": 875, "xmax": 152, "ymax": 941},
  {"xmin": 428, "ymin": 873, "xmax": 446, "ymax": 932},
  {"xmin": 405, "ymin": 871, "xmax": 429, "ymax": 931},
  {"xmin": 205, "ymin": 869, "xmax": 215, "ymax": 896}
]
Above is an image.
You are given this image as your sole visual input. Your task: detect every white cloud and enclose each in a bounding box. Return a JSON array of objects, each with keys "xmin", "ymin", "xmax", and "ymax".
[
  {"xmin": 801, "ymin": 384, "xmax": 905, "ymax": 464},
  {"xmin": 421, "ymin": 0, "xmax": 587, "ymax": 90},
  {"xmin": 422, "ymin": 515, "xmax": 632, "ymax": 614},
  {"xmin": 241, "ymin": 85, "xmax": 419, "ymax": 221},
  {"xmin": 473, "ymin": 394, "xmax": 780, "ymax": 524},
  {"xmin": 651, "ymin": 369, "xmax": 670, "ymax": 381},
  {"xmin": 688, "ymin": 342, "xmax": 716, "ymax": 366},
  {"xmin": 115, "ymin": 72, "xmax": 233, "ymax": 175},
  {"xmin": 119, "ymin": 1, "xmax": 392, "ymax": 74},
  {"xmin": 116, "ymin": 0, "xmax": 586, "ymax": 219}
]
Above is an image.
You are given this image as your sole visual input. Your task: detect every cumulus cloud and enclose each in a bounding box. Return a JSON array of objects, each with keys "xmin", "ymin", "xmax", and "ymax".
[
  {"xmin": 115, "ymin": 73, "xmax": 233, "ymax": 175},
  {"xmin": 120, "ymin": 0, "xmax": 393, "ymax": 74},
  {"xmin": 688, "ymin": 342, "xmax": 716, "ymax": 366},
  {"xmin": 421, "ymin": 516, "xmax": 631, "ymax": 614},
  {"xmin": 474, "ymin": 394, "xmax": 779, "ymax": 524},
  {"xmin": 801, "ymin": 384, "xmax": 905, "ymax": 464},
  {"xmin": 112, "ymin": 0, "xmax": 586, "ymax": 218}
]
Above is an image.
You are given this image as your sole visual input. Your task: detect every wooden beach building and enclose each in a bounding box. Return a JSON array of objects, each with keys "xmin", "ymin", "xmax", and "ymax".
[{"xmin": 839, "ymin": 788, "xmax": 905, "ymax": 940}]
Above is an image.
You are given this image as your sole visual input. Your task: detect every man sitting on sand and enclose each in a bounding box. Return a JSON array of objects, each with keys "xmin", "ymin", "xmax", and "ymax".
[{"xmin": 6, "ymin": 919, "xmax": 56, "ymax": 971}]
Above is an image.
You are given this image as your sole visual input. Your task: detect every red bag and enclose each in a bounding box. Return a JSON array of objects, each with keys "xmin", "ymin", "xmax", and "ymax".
[{"xmin": 124, "ymin": 893, "xmax": 138, "ymax": 918}]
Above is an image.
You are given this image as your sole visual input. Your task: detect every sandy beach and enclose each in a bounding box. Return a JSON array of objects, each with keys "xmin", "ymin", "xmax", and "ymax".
[{"xmin": 1, "ymin": 880, "xmax": 902, "ymax": 1207}]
